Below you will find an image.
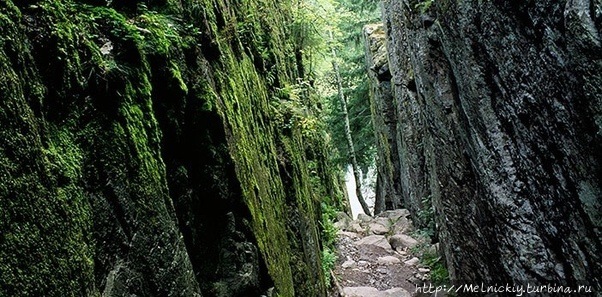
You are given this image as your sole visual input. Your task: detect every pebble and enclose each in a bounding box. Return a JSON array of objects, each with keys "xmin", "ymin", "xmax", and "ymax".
[
  {"xmin": 377, "ymin": 255, "xmax": 401, "ymax": 265},
  {"xmin": 404, "ymin": 257, "xmax": 420, "ymax": 266},
  {"xmin": 342, "ymin": 260, "xmax": 355, "ymax": 268}
]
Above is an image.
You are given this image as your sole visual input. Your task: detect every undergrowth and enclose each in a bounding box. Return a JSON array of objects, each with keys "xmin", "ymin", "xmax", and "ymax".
[
  {"xmin": 320, "ymin": 196, "xmax": 340, "ymax": 286},
  {"xmin": 410, "ymin": 231, "xmax": 450, "ymax": 287}
]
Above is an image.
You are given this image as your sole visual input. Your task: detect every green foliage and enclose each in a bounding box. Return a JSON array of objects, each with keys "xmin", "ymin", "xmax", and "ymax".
[
  {"xmin": 409, "ymin": 232, "xmax": 450, "ymax": 287},
  {"xmin": 415, "ymin": 0, "xmax": 436, "ymax": 13},
  {"xmin": 136, "ymin": 10, "xmax": 184, "ymax": 55},
  {"xmin": 0, "ymin": 3, "xmax": 96, "ymax": 295},
  {"xmin": 320, "ymin": 199, "xmax": 339, "ymax": 248},
  {"xmin": 313, "ymin": 0, "xmax": 379, "ymax": 172},
  {"xmin": 417, "ymin": 195, "xmax": 436, "ymax": 237},
  {"xmin": 321, "ymin": 247, "xmax": 337, "ymax": 285},
  {"xmin": 422, "ymin": 252, "xmax": 450, "ymax": 286},
  {"xmin": 270, "ymin": 81, "xmax": 325, "ymax": 143},
  {"xmin": 319, "ymin": 195, "xmax": 342, "ymax": 288}
]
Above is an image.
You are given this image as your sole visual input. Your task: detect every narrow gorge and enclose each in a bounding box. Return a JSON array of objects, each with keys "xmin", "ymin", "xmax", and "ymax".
[{"xmin": 1, "ymin": 0, "xmax": 601, "ymax": 296}]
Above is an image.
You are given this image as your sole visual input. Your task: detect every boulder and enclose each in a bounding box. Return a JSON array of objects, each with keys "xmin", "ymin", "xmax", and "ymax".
[
  {"xmin": 342, "ymin": 259, "xmax": 355, "ymax": 268},
  {"xmin": 368, "ymin": 222, "xmax": 389, "ymax": 235},
  {"xmin": 373, "ymin": 217, "xmax": 393, "ymax": 229},
  {"xmin": 345, "ymin": 222, "xmax": 364, "ymax": 233},
  {"xmin": 391, "ymin": 217, "xmax": 413, "ymax": 235},
  {"xmin": 389, "ymin": 234, "xmax": 418, "ymax": 251},
  {"xmin": 376, "ymin": 209, "xmax": 410, "ymax": 222},
  {"xmin": 377, "ymin": 256, "xmax": 401, "ymax": 265},
  {"xmin": 404, "ymin": 257, "xmax": 420, "ymax": 266},
  {"xmin": 337, "ymin": 230, "xmax": 360, "ymax": 239},
  {"xmin": 334, "ymin": 211, "xmax": 353, "ymax": 230},
  {"xmin": 354, "ymin": 235, "xmax": 392, "ymax": 251},
  {"xmin": 357, "ymin": 213, "xmax": 372, "ymax": 223},
  {"xmin": 342, "ymin": 287, "xmax": 380, "ymax": 297},
  {"xmin": 384, "ymin": 287, "xmax": 411, "ymax": 297},
  {"xmin": 336, "ymin": 211, "xmax": 353, "ymax": 222}
]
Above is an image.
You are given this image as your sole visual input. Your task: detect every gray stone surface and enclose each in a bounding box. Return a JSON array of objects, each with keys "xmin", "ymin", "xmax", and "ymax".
[
  {"xmin": 357, "ymin": 213, "xmax": 373, "ymax": 223},
  {"xmin": 377, "ymin": 0, "xmax": 602, "ymax": 288},
  {"xmin": 390, "ymin": 217, "xmax": 412, "ymax": 235},
  {"xmin": 363, "ymin": 23, "xmax": 403, "ymax": 214},
  {"xmin": 354, "ymin": 235, "xmax": 393, "ymax": 251},
  {"xmin": 403, "ymin": 257, "xmax": 420, "ymax": 267},
  {"xmin": 377, "ymin": 256, "xmax": 401, "ymax": 265},
  {"xmin": 342, "ymin": 286, "xmax": 411, "ymax": 297},
  {"xmin": 376, "ymin": 209, "xmax": 409, "ymax": 222},
  {"xmin": 369, "ymin": 222, "xmax": 389, "ymax": 235},
  {"xmin": 345, "ymin": 222, "xmax": 364, "ymax": 233},
  {"xmin": 389, "ymin": 234, "xmax": 419, "ymax": 250}
]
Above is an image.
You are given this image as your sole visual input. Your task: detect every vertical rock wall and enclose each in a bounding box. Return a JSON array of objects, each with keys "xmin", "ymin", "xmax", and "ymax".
[
  {"xmin": 377, "ymin": 0, "xmax": 602, "ymax": 288},
  {"xmin": 362, "ymin": 24, "xmax": 403, "ymax": 214},
  {"xmin": 0, "ymin": 0, "xmax": 339, "ymax": 296}
]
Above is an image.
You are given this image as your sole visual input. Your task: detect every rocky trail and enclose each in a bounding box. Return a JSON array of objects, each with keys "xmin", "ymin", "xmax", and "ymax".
[{"xmin": 328, "ymin": 209, "xmax": 440, "ymax": 297}]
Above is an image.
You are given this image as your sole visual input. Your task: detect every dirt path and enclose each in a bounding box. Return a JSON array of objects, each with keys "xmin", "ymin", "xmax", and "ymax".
[{"xmin": 328, "ymin": 210, "xmax": 437, "ymax": 297}]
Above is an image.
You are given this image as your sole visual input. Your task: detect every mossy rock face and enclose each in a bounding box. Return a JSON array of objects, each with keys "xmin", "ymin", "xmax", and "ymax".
[{"xmin": 1, "ymin": 0, "xmax": 338, "ymax": 296}]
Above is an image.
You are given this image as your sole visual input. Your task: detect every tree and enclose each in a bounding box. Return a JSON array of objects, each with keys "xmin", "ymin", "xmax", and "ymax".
[
  {"xmin": 329, "ymin": 30, "xmax": 372, "ymax": 216},
  {"xmin": 291, "ymin": 0, "xmax": 380, "ymax": 215}
]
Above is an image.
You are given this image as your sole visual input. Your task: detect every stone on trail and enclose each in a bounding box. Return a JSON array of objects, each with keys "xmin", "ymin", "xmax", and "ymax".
[
  {"xmin": 335, "ymin": 211, "xmax": 353, "ymax": 230},
  {"xmin": 337, "ymin": 230, "xmax": 360, "ymax": 239},
  {"xmin": 389, "ymin": 234, "xmax": 418, "ymax": 250},
  {"xmin": 373, "ymin": 217, "xmax": 393, "ymax": 229},
  {"xmin": 376, "ymin": 209, "xmax": 409, "ymax": 222},
  {"xmin": 343, "ymin": 286, "xmax": 380, "ymax": 297},
  {"xmin": 345, "ymin": 222, "xmax": 364, "ymax": 233},
  {"xmin": 342, "ymin": 286, "xmax": 411, "ymax": 297},
  {"xmin": 368, "ymin": 222, "xmax": 389, "ymax": 235},
  {"xmin": 357, "ymin": 213, "xmax": 372, "ymax": 223},
  {"xmin": 377, "ymin": 255, "xmax": 401, "ymax": 265},
  {"xmin": 391, "ymin": 217, "xmax": 412, "ymax": 235},
  {"xmin": 354, "ymin": 235, "xmax": 392, "ymax": 251},
  {"xmin": 342, "ymin": 259, "xmax": 355, "ymax": 268},
  {"xmin": 337, "ymin": 211, "xmax": 353, "ymax": 222},
  {"xmin": 334, "ymin": 220, "xmax": 349, "ymax": 230},
  {"xmin": 404, "ymin": 257, "xmax": 420, "ymax": 266},
  {"xmin": 385, "ymin": 287, "xmax": 412, "ymax": 297}
]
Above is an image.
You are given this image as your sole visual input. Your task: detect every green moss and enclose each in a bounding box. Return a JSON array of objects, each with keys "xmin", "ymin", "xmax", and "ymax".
[
  {"xmin": 212, "ymin": 53, "xmax": 296, "ymax": 296},
  {"xmin": 1, "ymin": 3, "xmax": 95, "ymax": 295},
  {"xmin": 2, "ymin": 0, "xmax": 341, "ymax": 296}
]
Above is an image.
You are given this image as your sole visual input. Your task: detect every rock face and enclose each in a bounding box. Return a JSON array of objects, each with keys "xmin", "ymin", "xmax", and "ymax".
[
  {"xmin": 0, "ymin": 1, "xmax": 340, "ymax": 296},
  {"xmin": 363, "ymin": 23, "xmax": 403, "ymax": 214},
  {"xmin": 374, "ymin": 0, "xmax": 602, "ymax": 289}
]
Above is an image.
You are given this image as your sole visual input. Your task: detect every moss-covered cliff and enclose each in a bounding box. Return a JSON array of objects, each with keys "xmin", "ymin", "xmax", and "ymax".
[{"xmin": 0, "ymin": 0, "xmax": 342, "ymax": 296}]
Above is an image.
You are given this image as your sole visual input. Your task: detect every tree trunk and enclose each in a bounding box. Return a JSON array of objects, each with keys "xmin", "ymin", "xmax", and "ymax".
[{"xmin": 330, "ymin": 31, "xmax": 372, "ymax": 217}]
